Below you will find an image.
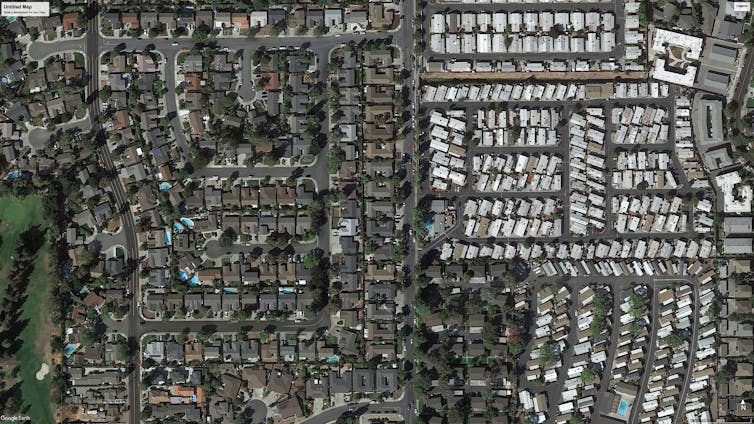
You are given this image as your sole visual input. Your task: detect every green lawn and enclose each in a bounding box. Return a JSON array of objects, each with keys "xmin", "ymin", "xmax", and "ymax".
[
  {"xmin": 299, "ymin": 154, "xmax": 315, "ymax": 165},
  {"xmin": 0, "ymin": 196, "xmax": 55, "ymax": 424},
  {"xmin": 74, "ymin": 53, "xmax": 85, "ymax": 68}
]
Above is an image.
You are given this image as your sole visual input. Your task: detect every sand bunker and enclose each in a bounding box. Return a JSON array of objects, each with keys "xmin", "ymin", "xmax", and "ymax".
[{"xmin": 35, "ymin": 363, "xmax": 49, "ymax": 380}]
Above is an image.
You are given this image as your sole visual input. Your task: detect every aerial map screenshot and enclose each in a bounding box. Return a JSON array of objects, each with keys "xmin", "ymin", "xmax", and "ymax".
[{"xmin": 0, "ymin": 0, "xmax": 753, "ymax": 423}]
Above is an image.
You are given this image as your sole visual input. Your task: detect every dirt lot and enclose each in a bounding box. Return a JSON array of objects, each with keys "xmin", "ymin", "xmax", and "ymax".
[{"xmin": 422, "ymin": 71, "xmax": 649, "ymax": 81}]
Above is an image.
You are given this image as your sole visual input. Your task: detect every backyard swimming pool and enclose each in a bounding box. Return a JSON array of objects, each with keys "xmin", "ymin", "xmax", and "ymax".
[{"xmin": 617, "ymin": 400, "xmax": 629, "ymax": 417}]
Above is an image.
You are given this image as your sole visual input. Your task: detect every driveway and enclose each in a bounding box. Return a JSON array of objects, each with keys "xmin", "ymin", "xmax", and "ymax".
[{"xmin": 242, "ymin": 399, "xmax": 267, "ymax": 424}]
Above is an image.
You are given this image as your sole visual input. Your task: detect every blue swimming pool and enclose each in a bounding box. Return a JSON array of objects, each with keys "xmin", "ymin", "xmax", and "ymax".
[
  {"xmin": 223, "ymin": 287, "xmax": 238, "ymax": 294},
  {"xmin": 617, "ymin": 399, "xmax": 629, "ymax": 417},
  {"xmin": 159, "ymin": 182, "xmax": 172, "ymax": 191},
  {"xmin": 164, "ymin": 229, "xmax": 172, "ymax": 244},
  {"xmin": 189, "ymin": 275, "xmax": 199, "ymax": 286},
  {"xmin": 7, "ymin": 172, "xmax": 19, "ymax": 179},
  {"xmin": 180, "ymin": 217, "xmax": 195, "ymax": 228},
  {"xmin": 64, "ymin": 344, "xmax": 77, "ymax": 356},
  {"xmin": 326, "ymin": 355, "xmax": 340, "ymax": 363},
  {"xmin": 173, "ymin": 222, "xmax": 185, "ymax": 232},
  {"xmin": 280, "ymin": 288, "xmax": 294, "ymax": 294},
  {"xmin": 178, "ymin": 270, "xmax": 188, "ymax": 281}
]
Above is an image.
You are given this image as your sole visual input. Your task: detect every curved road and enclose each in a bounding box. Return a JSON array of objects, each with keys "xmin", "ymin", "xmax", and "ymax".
[
  {"xmin": 32, "ymin": 2, "xmax": 420, "ymax": 423},
  {"xmin": 83, "ymin": 4, "xmax": 141, "ymax": 423},
  {"xmin": 298, "ymin": 401, "xmax": 405, "ymax": 424}
]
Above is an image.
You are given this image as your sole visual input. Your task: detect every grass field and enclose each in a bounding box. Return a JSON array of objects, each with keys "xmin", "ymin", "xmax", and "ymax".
[{"xmin": 0, "ymin": 196, "xmax": 55, "ymax": 424}]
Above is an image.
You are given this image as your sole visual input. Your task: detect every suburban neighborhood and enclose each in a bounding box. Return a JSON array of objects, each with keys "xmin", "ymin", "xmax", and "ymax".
[{"xmin": 0, "ymin": 0, "xmax": 753, "ymax": 423}]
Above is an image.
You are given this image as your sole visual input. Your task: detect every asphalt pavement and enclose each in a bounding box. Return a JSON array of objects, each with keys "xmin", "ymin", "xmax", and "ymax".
[
  {"xmin": 515, "ymin": 275, "xmax": 702, "ymax": 424},
  {"xmin": 38, "ymin": 3, "xmax": 420, "ymax": 423},
  {"xmin": 137, "ymin": 305, "xmax": 331, "ymax": 335},
  {"xmin": 84, "ymin": 4, "xmax": 141, "ymax": 422},
  {"xmin": 162, "ymin": 49, "xmax": 190, "ymax": 164},
  {"xmin": 203, "ymin": 238, "xmax": 319, "ymax": 259}
]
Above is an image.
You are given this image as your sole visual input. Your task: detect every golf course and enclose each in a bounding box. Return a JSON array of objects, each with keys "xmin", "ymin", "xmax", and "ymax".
[{"xmin": 0, "ymin": 195, "xmax": 55, "ymax": 424}]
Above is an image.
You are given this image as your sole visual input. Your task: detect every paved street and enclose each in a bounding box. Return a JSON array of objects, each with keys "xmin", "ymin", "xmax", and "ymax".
[
  {"xmin": 28, "ymin": 0, "xmax": 719, "ymax": 422},
  {"xmin": 203, "ymin": 238, "xmax": 320, "ymax": 259},
  {"xmin": 516, "ymin": 276, "xmax": 701, "ymax": 424},
  {"xmin": 28, "ymin": 2, "xmax": 420, "ymax": 423},
  {"xmin": 420, "ymin": 0, "xmax": 627, "ymax": 64},
  {"xmin": 27, "ymin": 117, "xmax": 93, "ymax": 150},
  {"xmin": 420, "ymin": 88, "xmax": 710, "ymax": 249},
  {"xmin": 82, "ymin": 4, "xmax": 142, "ymax": 422},
  {"xmin": 162, "ymin": 49, "xmax": 190, "ymax": 164},
  {"xmin": 629, "ymin": 284, "xmax": 659, "ymax": 424},
  {"xmin": 136, "ymin": 305, "xmax": 332, "ymax": 335}
]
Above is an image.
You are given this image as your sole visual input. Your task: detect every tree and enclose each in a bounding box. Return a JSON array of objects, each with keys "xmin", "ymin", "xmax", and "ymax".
[
  {"xmin": 590, "ymin": 290, "xmax": 608, "ymax": 338},
  {"xmin": 269, "ymin": 23, "xmax": 283, "ymax": 37},
  {"xmin": 628, "ymin": 293, "xmax": 645, "ymax": 318},
  {"xmin": 98, "ymin": 86, "xmax": 112, "ymax": 101},
  {"xmin": 267, "ymin": 231, "xmax": 291, "ymax": 247},
  {"xmin": 327, "ymin": 146, "xmax": 346, "ymax": 174},
  {"xmin": 313, "ymin": 25, "xmax": 327, "ymax": 37},
  {"xmin": 539, "ymin": 343, "xmax": 558, "ymax": 369},
  {"xmin": 192, "ymin": 27, "xmax": 210, "ymax": 44},
  {"xmin": 706, "ymin": 299, "xmax": 721, "ymax": 321},
  {"xmin": 190, "ymin": 147, "xmax": 213, "ymax": 170},
  {"xmin": 197, "ymin": 324, "xmax": 217, "ymax": 341},
  {"xmin": 303, "ymin": 253, "xmax": 318, "ymax": 269},
  {"xmin": 508, "ymin": 342, "xmax": 524, "ymax": 357},
  {"xmin": 303, "ymin": 249, "xmax": 330, "ymax": 312},
  {"xmin": 667, "ymin": 333, "xmax": 684, "ymax": 349},
  {"xmin": 581, "ymin": 367, "xmax": 596, "ymax": 384},
  {"xmin": 716, "ymin": 366, "xmax": 734, "ymax": 384},
  {"xmin": 252, "ymin": 47, "xmax": 268, "ymax": 66},
  {"xmin": 481, "ymin": 322, "xmax": 497, "ymax": 350},
  {"xmin": 218, "ymin": 227, "xmax": 237, "ymax": 248},
  {"xmin": 628, "ymin": 322, "xmax": 643, "ymax": 336},
  {"xmin": 569, "ymin": 414, "xmax": 583, "ymax": 424},
  {"xmin": 637, "ymin": 1, "xmax": 652, "ymax": 27},
  {"xmin": 447, "ymin": 397, "xmax": 471, "ymax": 424},
  {"xmin": 308, "ymin": 198, "xmax": 327, "ymax": 233}
]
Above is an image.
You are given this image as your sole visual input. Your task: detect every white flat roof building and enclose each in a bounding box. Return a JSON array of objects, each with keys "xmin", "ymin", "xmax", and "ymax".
[
  {"xmin": 651, "ymin": 29, "xmax": 703, "ymax": 60},
  {"xmin": 716, "ymin": 171, "xmax": 753, "ymax": 213},
  {"xmin": 650, "ymin": 29, "xmax": 703, "ymax": 87}
]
